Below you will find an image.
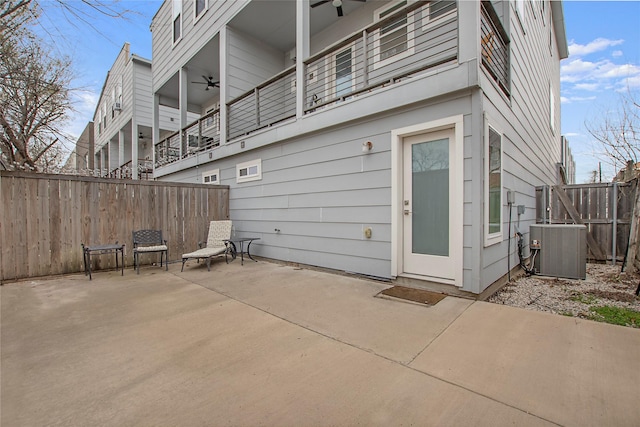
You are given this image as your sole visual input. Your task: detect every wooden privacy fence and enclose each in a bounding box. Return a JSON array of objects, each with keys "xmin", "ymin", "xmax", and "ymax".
[
  {"xmin": 536, "ymin": 181, "xmax": 636, "ymax": 263},
  {"xmin": 0, "ymin": 171, "xmax": 229, "ymax": 282}
]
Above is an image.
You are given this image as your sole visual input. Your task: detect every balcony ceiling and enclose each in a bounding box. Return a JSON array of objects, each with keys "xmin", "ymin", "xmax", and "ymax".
[{"xmin": 231, "ymin": 0, "xmax": 368, "ymax": 52}]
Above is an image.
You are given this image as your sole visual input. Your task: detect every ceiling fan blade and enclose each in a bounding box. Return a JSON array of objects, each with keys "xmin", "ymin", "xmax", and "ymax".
[
  {"xmin": 191, "ymin": 81, "xmax": 207, "ymax": 84},
  {"xmin": 337, "ymin": 5, "xmax": 343, "ymax": 16},
  {"xmin": 311, "ymin": 0, "xmax": 330, "ymax": 8}
]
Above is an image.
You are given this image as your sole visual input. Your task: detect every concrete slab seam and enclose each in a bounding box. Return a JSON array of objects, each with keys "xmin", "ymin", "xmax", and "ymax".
[{"xmin": 176, "ymin": 273, "xmax": 563, "ymax": 426}]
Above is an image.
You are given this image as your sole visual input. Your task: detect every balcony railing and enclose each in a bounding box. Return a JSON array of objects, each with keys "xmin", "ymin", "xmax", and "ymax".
[
  {"xmin": 158, "ymin": 1, "xmax": 514, "ymax": 169},
  {"xmin": 155, "ymin": 109, "xmax": 220, "ymax": 167},
  {"xmin": 108, "ymin": 159, "xmax": 154, "ymax": 180},
  {"xmin": 303, "ymin": 0, "xmax": 458, "ymax": 112},
  {"xmin": 480, "ymin": 1, "xmax": 510, "ymax": 95},
  {"xmin": 227, "ymin": 67, "xmax": 296, "ymax": 140}
]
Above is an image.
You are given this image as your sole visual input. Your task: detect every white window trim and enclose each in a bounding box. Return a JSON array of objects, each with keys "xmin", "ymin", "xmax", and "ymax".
[
  {"xmin": 325, "ymin": 42, "xmax": 357, "ymax": 99},
  {"xmin": 202, "ymin": 168, "xmax": 220, "ymax": 184},
  {"xmin": 236, "ymin": 159, "xmax": 262, "ymax": 183},
  {"xmin": 514, "ymin": 0, "xmax": 527, "ymax": 33},
  {"xmin": 421, "ymin": 0, "xmax": 457, "ymax": 29},
  {"xmin": 172, "ymin": 0, "xmax": 182, "ymax": 46},
  {"xmin": 549, "ymin": 82, "xmax": 556, "ymax": 134},
  {"xmin": 194, "ymin": 0, "xmax": 208, "ymax": 23},
  {"xmin": 484, "ymin": 117, "xmax": 503, "ymax": 247},
  {"xmin": 373, "ymin": 0, "xmax": 415, "ymax": 70}
]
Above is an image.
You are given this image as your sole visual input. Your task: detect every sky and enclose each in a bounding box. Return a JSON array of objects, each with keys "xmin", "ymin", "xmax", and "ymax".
[{"xmin": 36, "ymin": 0, "xmax": 640, "ymax": 183}]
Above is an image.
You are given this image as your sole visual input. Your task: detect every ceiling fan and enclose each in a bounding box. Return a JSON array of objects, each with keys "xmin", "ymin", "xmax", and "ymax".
[
  {"xmin": 311, "ymin": 0, "xmax": 366, "ymax": 17},
  {"xmin": 191, "ymin": 75, "xmax": 219, "ymax": 91}
]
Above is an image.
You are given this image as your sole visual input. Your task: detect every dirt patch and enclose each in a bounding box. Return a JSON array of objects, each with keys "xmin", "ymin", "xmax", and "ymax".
[{"xmin": 488, "ymin": 264, "xmax": 640, "ymax": 327}]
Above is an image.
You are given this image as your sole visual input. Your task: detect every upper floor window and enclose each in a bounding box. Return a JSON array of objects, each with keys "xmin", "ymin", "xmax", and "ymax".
[
  {"xmin": 194, "ymin": 0, "xmax": 207, "ymax": 20},
  {"xmin": 374, "ymin": 0, "xmax": 414, "ymax": 68},
  {"xmin": 173, "ymin": 0, "xmax": 182, "ymax": 44},
  {"xmin": 428, "ymin": 0, "xmax": 456, "ymax": 21}
]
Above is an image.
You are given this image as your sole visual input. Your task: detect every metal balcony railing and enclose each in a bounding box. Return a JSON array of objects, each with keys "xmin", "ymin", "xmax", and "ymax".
[
  {"xmin": 108, "ymin": 159, "xmax": 154, "ymax": 180},
  {"xmin": 227, "ymin": 67, "xmax": 296, "ymax": 140},
  {"xmin": 480, "ymin": 1, "xmax": 510, "ymax": 95},
  {"xmin": 304, "ymin": 0, "xmax": 458, "ymax": 112},
  {"xmin": 156, "ymin": 1, "xmax": 516, "ymax": 168},
  {"xmin": 155, "ymin": 109, "xmax": 220, "ymax": 167}
]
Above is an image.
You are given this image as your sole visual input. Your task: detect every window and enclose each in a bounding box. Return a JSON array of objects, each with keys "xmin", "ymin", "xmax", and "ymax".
[
  {"xmin": 335, "ymin": 47, "xmax": 353, "ymax": 97},
  {"xmin": 194, "ymin": 0, "xmax": 207, "ymax": 20},
  {"xmin": 515, "ymin": 0, "xmax": 526, "ymax": 32},
  {"xmin": 236, "ymin": 159, "xmax": 262, "ymax": 183},
  {"xmin": 427, "ymin": 0, "xmax": 456, "ymax": 22},
  {"xmin": 549, "ymin": 82, "xmax": 555, "ymax": 133},
  {"xmin": 485, "ymin": 121, "xmax": 502, "ymax": 245},
  {"xmin": 202, "ymin": 168, "xmax": 220, "ymax": 184},
  {"xmin": 173, "ymin": 0, "xmax": 182, "ymax": 44},
  {"xmin": 374, "ymin": 1, "xmax": 414, "ymax": 67}
]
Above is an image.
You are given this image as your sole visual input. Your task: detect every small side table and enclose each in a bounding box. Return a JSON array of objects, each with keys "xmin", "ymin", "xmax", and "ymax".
[
  {"xmin": 82, "ymin": 243, "xmax": 125, "ymax": 280},
  {"xmin": 224, "ymin": 237, "xmax": 260, "ymax": 265}
]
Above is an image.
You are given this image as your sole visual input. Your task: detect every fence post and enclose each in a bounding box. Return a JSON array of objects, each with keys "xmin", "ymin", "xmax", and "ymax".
[{"xmin": 612, "ymin": 181, "xmax": 618, "ymax": 265}]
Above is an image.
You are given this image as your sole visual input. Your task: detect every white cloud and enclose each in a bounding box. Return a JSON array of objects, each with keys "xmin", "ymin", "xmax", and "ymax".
[
  {"xmin": 561, "ymin": 58, "xmax": 640, "ymax": 93},
  {"xmin": 568, "ymin": 38, "xmax": 624, "ymax": 57},
  {"xmin": 574, "ymin": 83, "xmax": 599, "ymax": 91},
  {"xmin": 561, "ymin": 95, "xmax": 597, "ymax": 104},
  {"xmin": 612, "ymin": 50, "xmax": 623, "ymax": 58},
  {"xmin": 563, "ymin": 133, "xmax": 581, "ymax": 138}
]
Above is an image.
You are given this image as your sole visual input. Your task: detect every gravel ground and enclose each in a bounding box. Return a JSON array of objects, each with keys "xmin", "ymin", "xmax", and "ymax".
[{"xmin": 487, "ymin": 264, "xmax": 640, "ymax": 327}]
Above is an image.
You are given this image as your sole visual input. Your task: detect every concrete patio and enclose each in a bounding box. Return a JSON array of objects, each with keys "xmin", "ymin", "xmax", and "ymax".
[{"xmin": 2, "ymin": 259, "xmax": 639, "ymax": 426}]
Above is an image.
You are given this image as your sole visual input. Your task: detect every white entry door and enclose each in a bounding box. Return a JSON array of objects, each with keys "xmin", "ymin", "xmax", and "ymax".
[{"xmin": 402, "ymin": 128, "xmax": 457, "ymax": 281}]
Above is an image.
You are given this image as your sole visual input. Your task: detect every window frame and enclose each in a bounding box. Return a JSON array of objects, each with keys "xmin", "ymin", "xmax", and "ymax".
[
  {"xmin": 202, "ymin": 168, "xmax": 220, "ymax": 184},
  {"xmin": 484, "ymin": 118, "xmax": 503, "ymax": 247},
  {"xmin": 326, "ymin": 42, "xmax": 357, "ymax": 99},
  {"xmin": 194, "ymin": 0, "xmax": 208, "ymax": 23},
  {"xmin": 172, "ymin": 0, "xmax": 182, "ymax": 45},
  {"xmin": 236, "ymin": 159, "xmax": 262, "ymax": 183},
  {"xmin": 373, "ymin": 0, "xmax": 415, "ymax": 70},
  {"xmin": 421, "ymin": 0, "xmax": 457, "ymax": 28},
  {"xmin": 549, "ymin": 82, "xmax": 555, "ymax": 134}
]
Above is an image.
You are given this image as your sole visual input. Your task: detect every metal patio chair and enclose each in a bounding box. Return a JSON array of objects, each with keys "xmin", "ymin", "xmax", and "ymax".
[{"xmin": 132, "ymin": 229, "xmax": 168, "ymax": 274}]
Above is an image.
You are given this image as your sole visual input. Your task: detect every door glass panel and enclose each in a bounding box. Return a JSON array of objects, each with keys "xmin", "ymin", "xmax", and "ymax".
[
  {"xmin": 412, "ymin": 138, "xmax": 449, "ymax": 256},
  {"xmin": 335, "ymin": 48, "xmax": 352, "ymax": 97}
]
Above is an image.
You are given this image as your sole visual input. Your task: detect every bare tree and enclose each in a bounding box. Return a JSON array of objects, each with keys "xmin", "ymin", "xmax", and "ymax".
[
  {"xmin": 586, "ymin": 90, "xmax": 640, "ymax": 174},
  {"xmin": 0, "ymin": 32, "xmax": 73, "ymax": 170},
  {"xmin": 1, "ymin": 0, "xmax": 133, "ymax": 171}
]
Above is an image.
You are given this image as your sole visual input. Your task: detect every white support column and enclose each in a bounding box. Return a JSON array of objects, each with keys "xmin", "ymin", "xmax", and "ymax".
[
  {"xmin": 131, "ymin": 125, "xmax": 139, "ymax": 179},
  {"xmin": 152, "ymin": 93, "xmax": 160, "ymax": 171},
  {"xmin": 219, "ymin": 27, "xmax": 228, "ymax": 145},
  {"xmin": 296, "ymin": 0, "xmax": 310, "ymax": 118},
  {"xmin": 118, "ymin": 129, "xmax": 125, "ymax": 167},
  {"xmin": 179, "ymin": 66, "xmax": 189, "ymax": 158}
]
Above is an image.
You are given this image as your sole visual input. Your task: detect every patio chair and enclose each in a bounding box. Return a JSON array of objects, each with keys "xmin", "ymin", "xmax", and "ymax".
[
  {"xmin": 181, "ymin": 220, "xmax": 232, "ymax": 272},
  {"xmin": 132, "ymin": 229, "xmax": 168, "ymax": 274}
]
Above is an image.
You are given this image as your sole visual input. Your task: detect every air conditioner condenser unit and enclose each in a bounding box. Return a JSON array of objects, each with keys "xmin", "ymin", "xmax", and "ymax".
[{"xmin": 530, "ymin": 224, "xmax": 587, "ymax": 280}]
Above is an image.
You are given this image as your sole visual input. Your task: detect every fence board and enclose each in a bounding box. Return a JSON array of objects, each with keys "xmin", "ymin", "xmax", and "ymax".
[
  {"xmin": 538, "ymin": 182, "xmax": 634, "ymax": 263},
  {"xmin": 0, "ymin": 171, "xmax": 229, "ymax": 281}
]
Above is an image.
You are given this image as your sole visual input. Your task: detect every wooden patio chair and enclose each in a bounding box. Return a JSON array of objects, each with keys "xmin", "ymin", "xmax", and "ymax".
[
  {"xmin": 132, "ymin": 229, "xmax": 168, "ymax": 274},
  {"xmin": 181, "ymin": 220, "xmax": 232, "ymax": 272}
]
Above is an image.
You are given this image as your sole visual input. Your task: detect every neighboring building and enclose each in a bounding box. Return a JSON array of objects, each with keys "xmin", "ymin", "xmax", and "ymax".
[
  {"xmin": 150, "ymin": 0, "xmax": 569, "ymax": 294},
  {"xmin": 559, "ymin": 135, "xmax": 575, "ymax": 184},
  {"xmin": 92, "ymin": 43, "xmax": 192, "ymax": 179},
  {"xmin": 64, "ymin": 122, "xmax": 95, "ymax": 172}
]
